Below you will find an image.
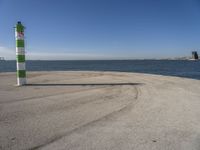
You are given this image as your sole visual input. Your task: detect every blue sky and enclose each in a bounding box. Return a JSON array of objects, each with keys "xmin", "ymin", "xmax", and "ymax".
[{"xmin": 0, "ymin": 0, "xmax": 200, "ymax": 60}]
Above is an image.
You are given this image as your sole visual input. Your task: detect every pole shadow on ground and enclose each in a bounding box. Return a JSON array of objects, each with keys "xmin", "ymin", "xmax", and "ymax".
[{"xmin": 25, "ymin": 83, "xmax": 143, "ymax": 86}]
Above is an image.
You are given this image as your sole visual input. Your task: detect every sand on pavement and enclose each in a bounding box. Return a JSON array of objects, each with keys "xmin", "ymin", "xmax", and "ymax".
[{"xmin": 0, "ymin": 71, "xmax": 200, "ymax": 150}]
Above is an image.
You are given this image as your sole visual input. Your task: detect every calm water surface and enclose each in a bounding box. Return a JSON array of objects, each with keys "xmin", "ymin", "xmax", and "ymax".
[{"xmin": 0, "ymin": 60, "xmax": 200, "ymax": 80}]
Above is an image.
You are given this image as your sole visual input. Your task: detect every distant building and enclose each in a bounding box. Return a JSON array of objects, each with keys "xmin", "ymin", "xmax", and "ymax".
[
  {"xmin": 192, "ymin": 51, "xmax": 199, "ymax": 60},
  {"xmin": 0, "ymin": 57, "xmax": 5, "ymax": 61}
]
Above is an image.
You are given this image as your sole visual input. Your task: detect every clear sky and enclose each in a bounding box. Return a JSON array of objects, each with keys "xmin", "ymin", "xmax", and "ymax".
[{"xmin": 0, "ymin": 0, "xmax": 200, "ymax": 60}]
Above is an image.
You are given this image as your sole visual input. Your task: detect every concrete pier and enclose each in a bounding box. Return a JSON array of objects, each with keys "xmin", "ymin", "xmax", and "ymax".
[{"xmin": 0, "ymin": 71, "xmax": 200, "ymax": 150}]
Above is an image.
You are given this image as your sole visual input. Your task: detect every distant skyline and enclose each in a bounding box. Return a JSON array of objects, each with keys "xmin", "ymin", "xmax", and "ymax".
[{"xmin": 1, "ymin": 0, "xmax": 200, "ymax": 60}]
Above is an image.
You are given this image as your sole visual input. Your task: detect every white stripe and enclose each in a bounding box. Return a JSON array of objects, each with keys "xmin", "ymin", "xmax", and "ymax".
[
  {"xmin": 17, "ymin": 78, "xmax": 26, "ymax": 86},
  {"xmin": 16, "ymin": 63, "xmax": 26, "ymax": 70},
  {"xmin": 16, "ymin": 47, "xmax": 25, "ymax": 55},
  {"xmin": 15, "ymin": 31, "xmax": 24, "ymax": 40}
]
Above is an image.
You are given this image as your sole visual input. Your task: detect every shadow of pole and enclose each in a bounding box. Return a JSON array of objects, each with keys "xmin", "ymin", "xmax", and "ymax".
[{"xmin": 25, "ymin": 83, "xmax": 143, "ymax": 87}]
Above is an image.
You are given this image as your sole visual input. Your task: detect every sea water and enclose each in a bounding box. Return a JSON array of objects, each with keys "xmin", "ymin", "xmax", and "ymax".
[{"xmin": 0, "ymin": 60, "xmax": 200, "ymax": 80}]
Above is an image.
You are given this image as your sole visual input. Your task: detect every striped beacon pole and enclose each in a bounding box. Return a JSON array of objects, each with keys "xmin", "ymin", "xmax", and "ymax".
[{"xmin": 15, "ymin": 21, "xmax": 26, "ymax": 86}]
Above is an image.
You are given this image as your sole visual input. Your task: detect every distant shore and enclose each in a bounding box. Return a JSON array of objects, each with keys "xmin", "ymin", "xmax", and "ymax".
[{"xmin": 1, "ymin": 57, "xmax": 199, "ymax": 61}]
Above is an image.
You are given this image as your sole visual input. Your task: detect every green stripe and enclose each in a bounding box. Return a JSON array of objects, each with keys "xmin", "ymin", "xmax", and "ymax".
[
  {"xmin": 16, "ymin": 40, "xmax": 24, "ymax": 47},
  {"xmin": 16, "ymin": 24, "xmax": 24, "ymax": 32},
  {"xmin": 17, "ymin": 55, "xmax": 25, "ymax": 62},
  {"xmin": 17, "ymin": 70, "xmax": 26, "ymax": 78}
]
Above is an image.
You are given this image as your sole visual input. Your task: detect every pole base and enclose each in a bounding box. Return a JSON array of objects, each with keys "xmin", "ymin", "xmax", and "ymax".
[{"xmin": 17, "ymin": 78, "xmax": 26, "ymax": 86}]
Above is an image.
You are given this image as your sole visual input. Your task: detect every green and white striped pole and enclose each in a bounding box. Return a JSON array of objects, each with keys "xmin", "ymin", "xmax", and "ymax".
[{"xmin": 15, "ymin": 21, "xmax": 26, "ymax": 86}]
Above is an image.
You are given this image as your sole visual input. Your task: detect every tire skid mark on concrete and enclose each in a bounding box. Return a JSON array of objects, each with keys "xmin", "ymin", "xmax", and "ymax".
[{"xmin": 30, "ymin": 85, "xmax": 139, "ymax": 150}]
